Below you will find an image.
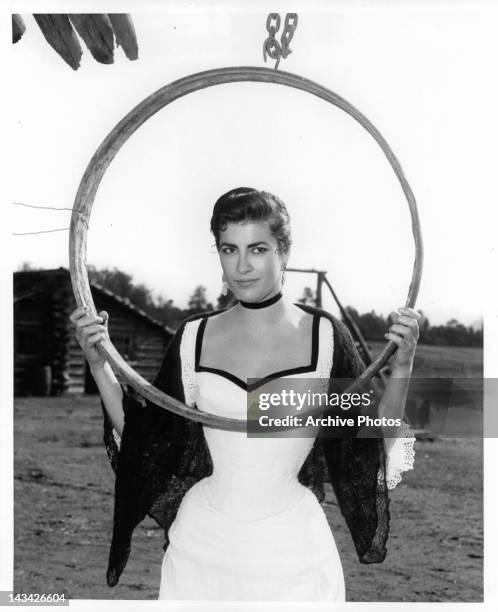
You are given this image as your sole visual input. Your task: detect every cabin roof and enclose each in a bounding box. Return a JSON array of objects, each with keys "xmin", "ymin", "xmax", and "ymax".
[{"xmin": 14, "ymin": 267, "xmax": 175, "ymax": 336}]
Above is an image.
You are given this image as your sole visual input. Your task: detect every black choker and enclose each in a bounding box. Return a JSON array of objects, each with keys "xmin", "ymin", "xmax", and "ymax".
[{"xmin": 239, "ymin": 292, "xmax": 283, "ymax": 309}]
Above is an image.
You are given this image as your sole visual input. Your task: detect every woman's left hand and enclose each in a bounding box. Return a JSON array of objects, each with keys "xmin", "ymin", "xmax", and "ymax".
[{"xmin": 385, "ymin": 307, "xmax": 421, "ymax": 373}]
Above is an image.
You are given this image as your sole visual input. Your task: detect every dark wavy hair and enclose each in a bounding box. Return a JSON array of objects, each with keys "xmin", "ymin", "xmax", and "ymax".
[{"xmin": 210, "ymin": 187, "xmax": 292, "ymax": 253}]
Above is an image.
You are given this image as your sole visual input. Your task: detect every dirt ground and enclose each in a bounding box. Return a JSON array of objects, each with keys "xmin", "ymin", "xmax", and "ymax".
[{"xmin": 13, "ymin": 392, "xmax": 482, "ymax": 603}]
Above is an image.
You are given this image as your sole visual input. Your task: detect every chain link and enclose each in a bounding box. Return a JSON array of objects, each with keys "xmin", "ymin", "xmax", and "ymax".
[
  {"xmin": 263, "ymin": 12, "xmax": 298, "ymax": 70},
  {"xmin": 281, "ymin": 13, "xmax": 298, "ymax": 59},
  {"xmin": 263, "ymin": 13, "xmax": 282, "ymax": 68}
]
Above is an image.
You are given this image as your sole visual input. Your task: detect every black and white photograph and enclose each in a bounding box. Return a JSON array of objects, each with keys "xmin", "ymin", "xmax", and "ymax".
[{"xmin": 2, "ymin": 0, "xmax": 497, "ymax": 609}]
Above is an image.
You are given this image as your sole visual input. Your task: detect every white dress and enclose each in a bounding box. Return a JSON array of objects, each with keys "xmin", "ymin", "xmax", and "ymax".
[{"xmin": 156, "ymin": 315, "xmax": 415, "ymax": 601}]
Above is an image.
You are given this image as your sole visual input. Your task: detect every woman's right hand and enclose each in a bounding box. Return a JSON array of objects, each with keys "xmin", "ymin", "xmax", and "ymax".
[{"xmin": 70, "ymin": 307, "xmax": 110, "ymax": 371}]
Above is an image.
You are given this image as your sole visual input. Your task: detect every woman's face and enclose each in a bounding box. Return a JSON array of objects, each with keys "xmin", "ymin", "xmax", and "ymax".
[{"xmin": 218, "ymin": 220, "xmax": 288, "ymax": 303}]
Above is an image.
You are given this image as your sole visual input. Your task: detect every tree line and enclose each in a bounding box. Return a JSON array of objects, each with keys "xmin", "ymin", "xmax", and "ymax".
[
  {"xmin": 296, "ymin": 286, "xmax": 482, "ymax": 347},
  {"xmin": 87, "ymin": 268, "xmax": 481, "ymax": 348},
  {"xmin": 344, "ymin": 306, "xmax": 482, "ymax": 348},
  {"xmin": 86, "ymin": 265, "xmax": 234, "ymax": 329},
  {"xmin": 18, "ymin": 264, "xmax": 481, "ymax": 347}
]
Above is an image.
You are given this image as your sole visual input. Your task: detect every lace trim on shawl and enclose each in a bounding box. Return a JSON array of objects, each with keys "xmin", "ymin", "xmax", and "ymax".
[
  {"xmin": 180, "ymin": 319, "xmax": 201, "ymax": 407},
  {"xmin": 384, "ymin": 421, "xmax": 416, "ymax": 489},
  {"xmin": 111, "ymin": 426, "xmax": 121, "ymax": 451},
  {"xmin": 315, "ymin": 317, "xmax": 334, "ymax": 382},
  {"xmin": 297, "ymin": 317, "xmax": 334, "ymax": 501}
]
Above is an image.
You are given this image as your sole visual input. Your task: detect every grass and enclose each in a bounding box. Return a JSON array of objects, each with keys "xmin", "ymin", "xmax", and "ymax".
[{"xmin": 368, "ymin": 342, "xmax": 483, "ymax": 378}]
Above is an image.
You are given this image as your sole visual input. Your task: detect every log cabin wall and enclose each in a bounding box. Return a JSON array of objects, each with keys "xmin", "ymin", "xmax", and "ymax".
[
  {"xmin": 89, "ymin": 287, "xmax": 172, "ymax": 389},
  {"xmin": 53, "ymin": 272, "xmax": 76, "ymax": 394},
  {"xmin": 14, "ymin": 269, "xmax": 173, "ymax": 396},
  {"xmin": 14, "ymin": 275, "xmax": 54, "ymax": 396}
]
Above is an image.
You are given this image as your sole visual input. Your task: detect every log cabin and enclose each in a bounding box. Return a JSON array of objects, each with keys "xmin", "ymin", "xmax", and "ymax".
[{"xmin": 14, "ymin": 268, "xmax": 174, "ymax": 396}]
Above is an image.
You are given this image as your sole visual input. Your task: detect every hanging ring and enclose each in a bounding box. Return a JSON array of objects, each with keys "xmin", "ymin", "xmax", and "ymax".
[{"xmin": 69, "ymin": 66, "xmax": 423, "ymax": 432}]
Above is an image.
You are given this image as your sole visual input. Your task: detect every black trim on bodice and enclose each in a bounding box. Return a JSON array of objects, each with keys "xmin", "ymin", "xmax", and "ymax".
[{"xmin": 195, "ymin": 308, "xmax": 320, "ymax": 392}]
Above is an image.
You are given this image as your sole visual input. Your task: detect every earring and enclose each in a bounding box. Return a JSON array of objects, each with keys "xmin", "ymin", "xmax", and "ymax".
[
  {"xmin": 281, "ymin": 266, "xmax": 286, "ymax": 285},
  {"xmin": 221, "ymin": 280, "xmax": 229, "ymax": 296}
]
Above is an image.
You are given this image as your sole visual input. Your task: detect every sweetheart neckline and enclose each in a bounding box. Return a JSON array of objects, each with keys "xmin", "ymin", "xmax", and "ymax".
[
  {"xmin": 195, "ymin": 366, "xmax": 324, "ymax": 392},
  {"xmin": 194, "ymin": 314, "xmax": 321, "ymax": 392}
]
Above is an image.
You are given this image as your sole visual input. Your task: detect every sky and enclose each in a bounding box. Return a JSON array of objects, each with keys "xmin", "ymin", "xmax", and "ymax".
[{"xmin": 5, "ymin": 1, "xmax": 496, "ymax": 326}]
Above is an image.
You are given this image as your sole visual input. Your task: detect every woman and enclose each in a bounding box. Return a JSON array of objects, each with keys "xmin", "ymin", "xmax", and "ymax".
[{"xmin": 71, "ymin": 187, "xmax": 419, "ymax": 601}]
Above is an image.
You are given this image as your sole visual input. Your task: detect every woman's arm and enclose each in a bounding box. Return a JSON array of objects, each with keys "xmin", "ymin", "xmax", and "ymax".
[
  {"xmin": 378, "ymin": 365, "xmax": 413, "ymax": 453},
  {"xmin": 70, "ymin": 307, "xmax": 125, "ymax": 436},
  {"xmin": 90, "ymin": 361, "xmax": 124, "ymax": 437},
  {"xmin": 377, "ymin": 307, "xmax": 420, "ymax": 453}
]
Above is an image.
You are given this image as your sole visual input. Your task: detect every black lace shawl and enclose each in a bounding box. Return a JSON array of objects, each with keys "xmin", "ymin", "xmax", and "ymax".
[{"xmin": 101, "ymin": 304, "xmax": 389, "ymax": 587}]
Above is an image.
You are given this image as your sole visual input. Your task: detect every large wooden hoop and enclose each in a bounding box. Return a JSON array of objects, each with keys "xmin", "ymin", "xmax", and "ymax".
[{"xmin": 69, "ymin": 66, "xmax": 423, "ymax": 432}]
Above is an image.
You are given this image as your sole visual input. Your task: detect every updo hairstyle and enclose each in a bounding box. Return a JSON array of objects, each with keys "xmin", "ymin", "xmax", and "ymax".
[{"xmin": 210, "ymin": 187, "xmax": 292, "ymax": 254}]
